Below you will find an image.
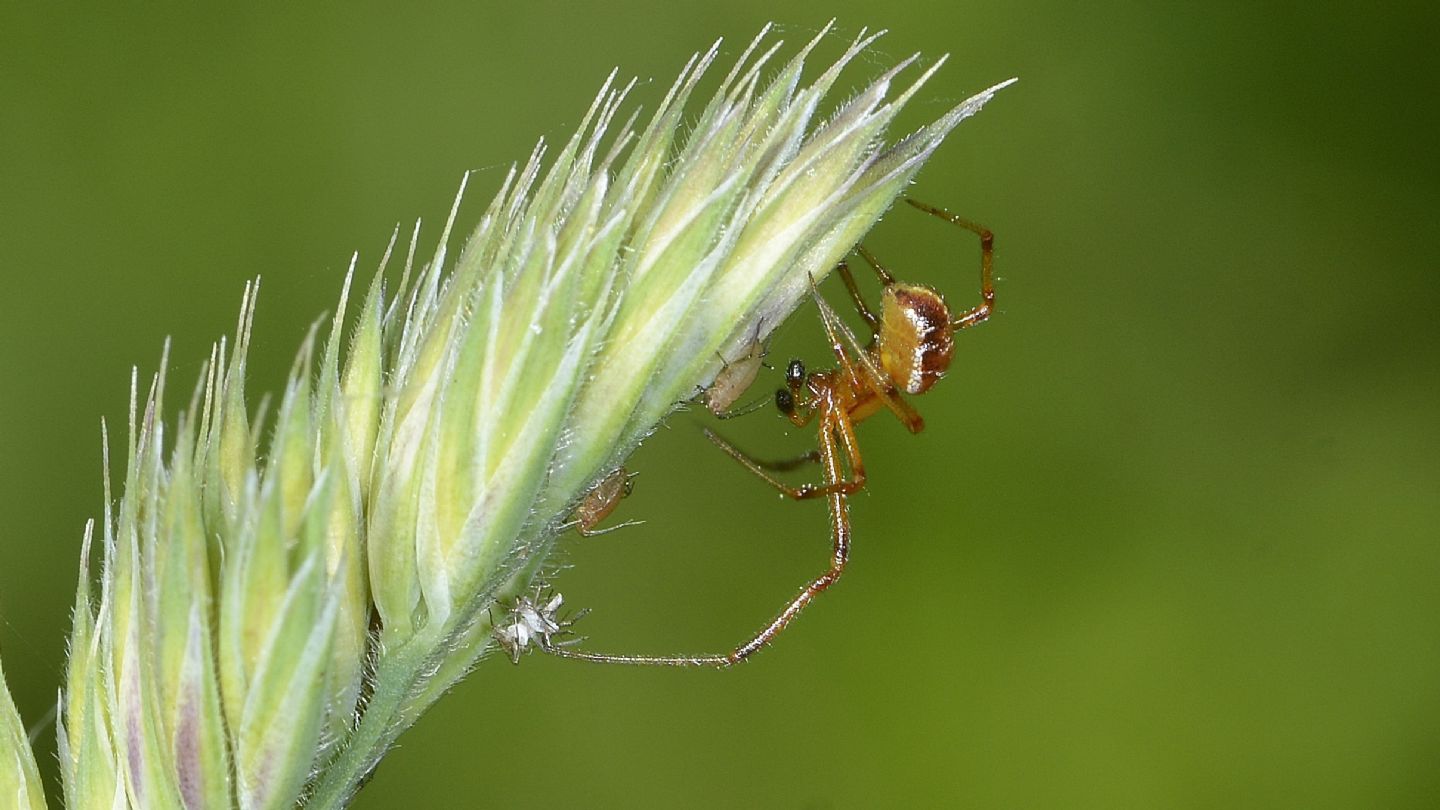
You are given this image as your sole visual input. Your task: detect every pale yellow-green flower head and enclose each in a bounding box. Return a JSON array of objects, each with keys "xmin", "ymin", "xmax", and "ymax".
[
  {"xmin": 21, "ymin": 22, "xmax": 1013, "ymax": 809},
  {"xmin": 0, "ymin": 653, "xmax": 46, "ymax": 810}
]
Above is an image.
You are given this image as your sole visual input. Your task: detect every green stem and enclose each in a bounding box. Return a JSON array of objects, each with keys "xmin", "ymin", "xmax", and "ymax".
[{"xmin": 306, "ymin": 631, "xmax": 439, "ymax": 809}]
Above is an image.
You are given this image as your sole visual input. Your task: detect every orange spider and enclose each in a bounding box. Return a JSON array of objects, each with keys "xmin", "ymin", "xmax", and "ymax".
[{"xmin": 549, "ymin": 199, "xmax": 995, "ymax": 666}]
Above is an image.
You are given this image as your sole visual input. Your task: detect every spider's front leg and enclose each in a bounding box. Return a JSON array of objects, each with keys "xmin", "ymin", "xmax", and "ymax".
[{"xmin": 704, "ymin": 419, "xmax": 864, "ymax": 500}]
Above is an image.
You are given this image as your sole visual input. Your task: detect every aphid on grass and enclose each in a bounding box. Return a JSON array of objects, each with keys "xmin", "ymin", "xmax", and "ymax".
[
  {"xmin": 562, "ymin": 467, "xmax": 641, "ymax": 537},
  {"xmin": 492, "ymin": 586, "xmax": 585, "ymax": 664},
  {"xmin": 545, "ymin": 199, "xmax": 995, "ymax": 667},
  {"xmin": 701, "ymin": 325, "xmax": 771, "ymax": 419}
]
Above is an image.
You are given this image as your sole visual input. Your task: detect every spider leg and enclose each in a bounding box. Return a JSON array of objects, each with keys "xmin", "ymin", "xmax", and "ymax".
[
  {"xmin": 810, "ymin": 284, "xmax": 872, "ymax": 394},
  {"xmin": 544, "ymin": 405, "xmax": 854, "ymax": 667},
  {"xmin": 864, "ymin": 380, "xmax": 925, "ymax": 434},
  {"xmin": 905, "ymin": 198, "xmax": 994, "ymax": 330},
  {"xmin": 703, "ymin": 432, "xmax": 822, "ymax": 470},
  {"xmin": 836, "ymin": 260, "xmax": 880, "ymax": 332},
  {"xmin": 854, "ymin": 245, "xmax": 898, "ymax": 286},
  {"xmin": 704, "ymin": 427, "xmax": 860, "ymax": 499}
]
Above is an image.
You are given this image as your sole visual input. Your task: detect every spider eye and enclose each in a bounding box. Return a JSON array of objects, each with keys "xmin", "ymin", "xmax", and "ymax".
[
  {"xmin": 775, "ymin": 389, "xmax": 795, "ymax": 414},
  {"xmin": 785, "ymin": 359, "xmax": 805, "ymax": 386}
]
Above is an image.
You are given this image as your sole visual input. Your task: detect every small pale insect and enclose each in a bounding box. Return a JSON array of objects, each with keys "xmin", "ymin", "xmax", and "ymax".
[
  {"xmin": 701, "ymin": 329, "xmax": 769, "ymax": 419},
  {"xmin": 565, "ymin": 467, "xmax": 640, "ymax": 537},
  {"xmin": 492, "ymin": 587, "xmax": 583, "ymax": 663}
]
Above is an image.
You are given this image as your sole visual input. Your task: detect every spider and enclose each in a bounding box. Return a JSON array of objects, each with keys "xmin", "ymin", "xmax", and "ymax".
[{"xmin": 547, "ymin": 199, "xmax": 995, "ymax": 666}]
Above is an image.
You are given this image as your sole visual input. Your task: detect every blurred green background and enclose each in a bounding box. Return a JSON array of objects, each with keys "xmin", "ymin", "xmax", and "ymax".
[{"xmin": 2, "ymin": 3, "xmax": 1437, "ymax": 808}]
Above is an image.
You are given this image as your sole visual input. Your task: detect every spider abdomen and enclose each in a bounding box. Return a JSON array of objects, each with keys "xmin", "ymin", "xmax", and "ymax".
[{"xmin": 877, "ymin": 283, "xmax": 953, "ymax": 395}]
